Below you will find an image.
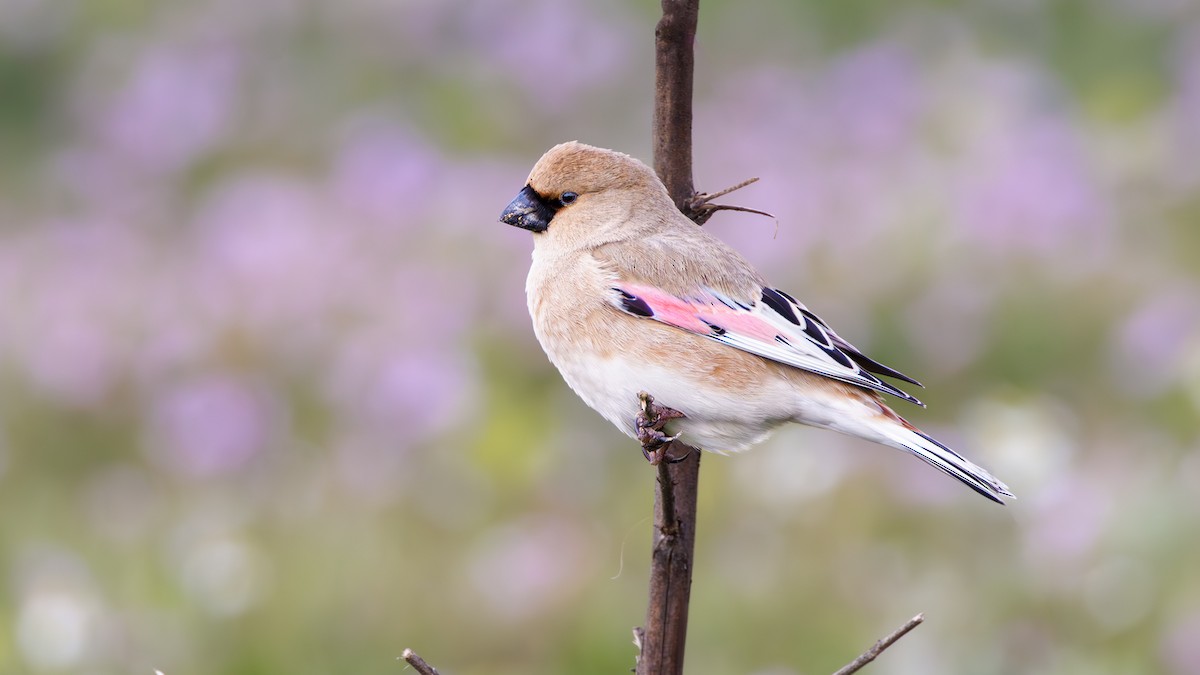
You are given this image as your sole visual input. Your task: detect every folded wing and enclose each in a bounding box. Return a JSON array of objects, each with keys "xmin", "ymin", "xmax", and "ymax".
[{"xmin": 611, "ymin": 282, "xmax": 925, "ymax": 406}]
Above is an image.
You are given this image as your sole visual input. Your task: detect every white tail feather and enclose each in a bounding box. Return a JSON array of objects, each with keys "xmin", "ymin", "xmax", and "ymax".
[{"xmin": 875, "ymin": 423, "xmax": 1014, "ymax": 504}]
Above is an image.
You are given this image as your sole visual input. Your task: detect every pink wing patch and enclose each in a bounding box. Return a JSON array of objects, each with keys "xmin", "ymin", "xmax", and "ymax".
[
  {"xmin": 611, "ymin": 282, "xmax": 924, "ymax": 406},
  {"xmin": 618, "ymin": 284, "xmax": 777, "ymax": 342}
]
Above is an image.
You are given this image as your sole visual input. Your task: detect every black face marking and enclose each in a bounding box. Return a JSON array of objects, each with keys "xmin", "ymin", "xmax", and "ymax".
[
  {"xmin": 500, "ymin": 184, "xmax": 561, "ymax": 233},
  {"xmin": 615, "ymin": 289, "xmax": 654, "ymax": 317},
  {"xmin": 761, "ymin": 288, "xmax": 800, "ymax": 325}
]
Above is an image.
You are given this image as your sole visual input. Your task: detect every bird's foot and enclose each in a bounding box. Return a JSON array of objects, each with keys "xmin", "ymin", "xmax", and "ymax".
[
  {"xmin": 636, "ymin": 392, "xmax": 690, "ymax": 465},
  {"xmin": 638, "ymin": 428, "xmax": 681, "ymax": 465}
]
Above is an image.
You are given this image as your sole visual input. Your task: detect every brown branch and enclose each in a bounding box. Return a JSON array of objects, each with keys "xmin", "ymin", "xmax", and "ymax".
[
  {"xmin": 400, "ymin": 648, "xmax": 441, "ymax": 675},
  {"xmin": 652, "ymin": 0, "xmax": 700, "ymax": 221},
  {"xmin": 634, "ymin": 393, "xmax": 697, "ymax": 675},
  {"xmin": 636, "ymin": 3, "xmax": 703, "ymax": 675},
  {"xmin": 831, "ymin": 614, "xmax": 925, "ymax": 675},
  {"xmin": 635, "ymin": 443, "xmax": 700, "ymax": 675}
]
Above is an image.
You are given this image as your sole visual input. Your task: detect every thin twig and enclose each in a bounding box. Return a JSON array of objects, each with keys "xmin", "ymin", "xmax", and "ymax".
[
  {"xmin": 686, "ymin": 177, "xmax": 776, "ymax": 225},
  {"xmin": 695, "ymin": 176, "xmax": 759, "ymax": 202},
  {"xmin": 401, "ymin": 649, "xmax": 441, "ymax": 675},
  {"xmin": 699, "ymin": 202, "xmax": 776, "ymax": 220},
  {"xmin": 831, "ymin": 614, "xmax": 925, "ymax": 675}
]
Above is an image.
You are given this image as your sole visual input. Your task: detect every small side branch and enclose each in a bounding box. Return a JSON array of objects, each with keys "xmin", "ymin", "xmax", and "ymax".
[
  {"xmin": 831, "ymin": 614, "xmax": 925, "ymax": 675},
  {"xmin": 687, "ymin": 177, "xmax": 777, "ymax": 226},
  {"xmin": 401, "ymin": 649, "xmax": 441, "ymax": 675}
]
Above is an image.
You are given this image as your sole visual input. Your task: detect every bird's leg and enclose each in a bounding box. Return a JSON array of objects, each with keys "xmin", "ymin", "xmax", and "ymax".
[{"xmin": 636, "ymin": 392, "xmax": 687, "ymax": 465}]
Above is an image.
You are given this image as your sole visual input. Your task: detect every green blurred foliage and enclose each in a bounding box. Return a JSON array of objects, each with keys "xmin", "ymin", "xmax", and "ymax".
[{"xmin": 1, "ymin": 0, "xmax": 1200, "ymax": 673}]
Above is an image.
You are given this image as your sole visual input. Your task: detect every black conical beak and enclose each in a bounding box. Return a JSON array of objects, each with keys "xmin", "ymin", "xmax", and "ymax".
[{"xmin": 500, "ymin": 185, "xmax": 556, "ymax": 233}]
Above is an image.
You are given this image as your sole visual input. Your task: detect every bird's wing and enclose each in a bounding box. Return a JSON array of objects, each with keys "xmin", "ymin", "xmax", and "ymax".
[{"xmin": 610, "ymin": 282, "xmax": 926, "ymax": 406}]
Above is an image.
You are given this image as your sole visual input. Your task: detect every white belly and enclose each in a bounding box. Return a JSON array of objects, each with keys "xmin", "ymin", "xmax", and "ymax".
[{"xmin": 546, "ymin": 348, "xmax": 791, "ymax": 454}]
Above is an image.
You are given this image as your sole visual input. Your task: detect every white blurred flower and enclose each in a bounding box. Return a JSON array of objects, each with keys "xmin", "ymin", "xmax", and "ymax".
[
  {"xmin": 16, "ymin": 589, "xmax": 96, "ymax": 671},
  {"xmin": 177, "ymin": 536, "xmax": 270, "ymax": 617},
  {"xmin": 962, "ymin": 392, "xmax": 1077, "ymax": 492},
  {"xmin": 12, "ymin": 548, "xmax": 101, "ymax": 671}
]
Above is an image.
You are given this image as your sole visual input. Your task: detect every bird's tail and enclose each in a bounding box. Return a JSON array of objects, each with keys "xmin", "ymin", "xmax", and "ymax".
[
  {"xmin": 870, "ymin": 415, "xmax": 1014, "ymax": 504},
  {"xmin": 829, "ymin": 404, "xmax": 1014, "ymax": 504}
]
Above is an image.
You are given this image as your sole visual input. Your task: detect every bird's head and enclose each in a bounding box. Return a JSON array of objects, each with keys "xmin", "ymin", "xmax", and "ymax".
[{"xmin": 499, "ymin": 142, "xmax": 670, "ymax": 238}]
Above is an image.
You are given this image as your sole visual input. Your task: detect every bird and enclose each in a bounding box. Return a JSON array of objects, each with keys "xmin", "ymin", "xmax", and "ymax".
[{"xmin": 499, "ymin": 141, "xmax": 1013, "ymax": 503}]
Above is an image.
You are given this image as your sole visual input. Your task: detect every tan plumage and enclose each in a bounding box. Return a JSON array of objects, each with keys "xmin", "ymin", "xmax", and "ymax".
[{"xmin": 501, "ymin": 141, "xmax": 1013, "ymax": 503}]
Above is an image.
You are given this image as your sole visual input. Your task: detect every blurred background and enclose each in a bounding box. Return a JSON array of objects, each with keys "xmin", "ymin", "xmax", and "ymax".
[{"xmin": 1, "ymin": 0, "xmax": 1199, "ymax": 673}]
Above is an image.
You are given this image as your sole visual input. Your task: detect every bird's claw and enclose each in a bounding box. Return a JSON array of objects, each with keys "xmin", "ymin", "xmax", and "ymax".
[
  {"xmin": 638, "ymin": 428, "xmax": 681, "ymax": 464},
  {"xmin": 636, "ymin": 392, "xmax": 689, "ymax": 465}
]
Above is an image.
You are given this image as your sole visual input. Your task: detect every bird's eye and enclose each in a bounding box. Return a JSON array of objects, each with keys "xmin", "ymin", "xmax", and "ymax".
[{"xmin": 559, "ymin": 192, "xmax": 578, "ymax": 206}]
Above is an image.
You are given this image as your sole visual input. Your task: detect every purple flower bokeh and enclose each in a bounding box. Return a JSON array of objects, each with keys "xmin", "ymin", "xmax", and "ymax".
[
  {"xmin": 145, "ymin": 374, "xmax": 281, "ymax": 479},
  {"xmin": 1111, "ymin": 286, "xmax": 1200, "ymax": 398},
  {"xmin": 457, "ymin": 0, "xmax": 635, "ymax": 113},
  {"xmin": 1170, "ymin": 24, "xmax": 1200, "ymax": 188},
  {"xmin": 2, "ymin": 219, "xmax": 150, "ymax": 408},
  {"xmin": 1162, "ymin": 611, "xmax": 1200, "ymax": 675},
  {"xmin": 954, "ymin": 115, "xmax": 1110, "ymax": 256},
  {"xmin": 93, "ymin": 43, "xmax": 241, "ymax": 175},
  {"xmin": 329, "ymin": 120, "xmax": 445, "ymax": 229}
]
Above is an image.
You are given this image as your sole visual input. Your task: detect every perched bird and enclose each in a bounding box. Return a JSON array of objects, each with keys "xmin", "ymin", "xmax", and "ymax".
[{"xmin": 500, "ymin": 141, "xmax": 1013, "ymax": 503}]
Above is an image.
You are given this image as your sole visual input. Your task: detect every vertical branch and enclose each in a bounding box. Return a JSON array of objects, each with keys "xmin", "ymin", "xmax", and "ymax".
[
  {"xmin": 637, "ymin": 2, "xmax": 703, "ymax": 675},
  {"xmin": 653, "ymin": 0, "xmax": 700, "ymax": 220},
  {"xmin": 636, "ymin": 450, "xmax": 701, "ymax": 675}
]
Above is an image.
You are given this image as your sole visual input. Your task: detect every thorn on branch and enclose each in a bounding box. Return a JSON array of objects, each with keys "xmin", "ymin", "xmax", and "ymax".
[
  {"xmin": 697, "ymin": 176, "xmax": 760, "ymax": 203},
  {"xmin": 401, "ymin": 649, "xmax": 441, "ymax": 675},
  {"xmin": 831, "ymin": 613, "xmax": 925, "ymax": 675},
  {"xmin": 684, "ymin": 176, "xmax": 777, "ymax": 226}
]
